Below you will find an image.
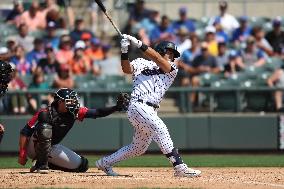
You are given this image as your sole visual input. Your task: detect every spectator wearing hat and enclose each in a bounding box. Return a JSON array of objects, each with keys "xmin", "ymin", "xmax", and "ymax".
[
  {"xmin": 5, "ymin": 0, "xmax": 24, "ymax": 25},
  {"xmin": 171, "ymin": 6, "xmax": 195, "ymax": 34},
  {"xmin": 209, "ymin": 1, "xmax": 239, "ymax": 34},
  {"xmin": 212, "ymin": 17, "xmax": 229, "ymax": 43},
  {"xmin": 174, "ymin": 26, "xmax": 192, "ymax": 55},
  {"xmin": 85, "ymin": 38, "xmax": 104, "ymax": 62},
  {"xmin": 265, "ymin": 18, "xmax": 284, "ymax": 56},
  {"xmin": 129, "ymin": 0, "xmax": 152, "ymax": 23},
  {"xmin": 52, "ymin": 63, "xmax": 74, "ymax": 89},
  {"xmin": 150, "ymin": 15, "xmax": 174, "ymax": 45},
  {"xmin": 204, "ymin": 26, "xmax": 219, "ymax": 56},
  {"xmin": 70, "ymin": 18, "xmax": 94, "ymax": 43},
  {"xmin": 13, "ymin": 23, "xmax": 34, "ymax": 52},
  {"xmin": 216, "ymin": 42, "xmax": 229, "ymax": 71},
  {"xmin": 11, "ymin": 45, "xmax": 32, "ymax": 76},
  {"xmin": 18, "ymin": 1, "xmax": 46, "ymax": 32},
  {"xmin": 56, "ymin": 35, "xmax": 74, "ymax": 64},
  {"xmin": 222, "ymin": 50, "xmax": 243, "ymax": 77},
  {"xmin": 37, "ymin": 47, "xmax": 60, "ymax": 74},
  {"xmin": 43, "ymin": 21, "xmax": 60, "ymax": 51},
  {"xmin": 26, "ymin": 38, "xmax": 47, "ymax": 71},
  {"xmin": 68, "ymin": 40, "xmax": 91, "ymax": 75},
  {"xmin": 231, "ymin": 16, "xmax": 252, "ymax": 45},
  {"xmin": 239, "ymin": 36, "xmax": 266, "ymax": 68},
  {"xmin": 252, "ymin": 26, "xmax": 274, "ymax": 56}
]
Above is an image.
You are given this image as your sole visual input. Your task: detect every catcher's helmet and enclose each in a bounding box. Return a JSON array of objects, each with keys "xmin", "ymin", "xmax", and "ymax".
[
  {"xmin": 0, "ymin": 61, "xmax": 13, "ymax": 96},
  {"xmin": 54, "ymin": 88, "xmax": 80, "ymax": 116},
  {"xmin": 154, "ymin": 41, "xmax": 180, "ymax": 60}
]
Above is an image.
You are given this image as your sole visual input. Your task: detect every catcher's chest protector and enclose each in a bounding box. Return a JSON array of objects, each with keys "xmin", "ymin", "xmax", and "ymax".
[{"xmin": 48, "ymin": 106, "xmax": 76, "ymax": 145}]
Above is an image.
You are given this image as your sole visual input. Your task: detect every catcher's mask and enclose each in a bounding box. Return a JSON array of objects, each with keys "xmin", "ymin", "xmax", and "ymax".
[
  {"xmin": 0, "ymin": 61, "xmax": 13, "ymax": 96},
  {"xmin": 54, "ymin": 88, "xmax": 80, "ymax": 117},
  {"xmin": 154, "ymin": 41, "xmax": 180, "ymax": 61}
]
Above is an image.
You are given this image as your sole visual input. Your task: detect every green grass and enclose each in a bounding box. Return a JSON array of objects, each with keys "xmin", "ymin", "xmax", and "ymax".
[{"xmin": 1, "ymin": 154, "xmax": 284, "ymax": 169}]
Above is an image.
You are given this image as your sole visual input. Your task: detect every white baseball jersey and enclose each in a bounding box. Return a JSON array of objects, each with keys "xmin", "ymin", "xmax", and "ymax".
[{"xmin": 130, "ymin": 58, "xmax": 178, "ymax": 104}]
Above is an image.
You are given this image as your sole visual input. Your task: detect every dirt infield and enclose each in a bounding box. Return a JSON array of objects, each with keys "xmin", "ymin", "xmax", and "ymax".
[{"xmin": 1, "ymin": 167, "xmax": 284, "ymax": 189}]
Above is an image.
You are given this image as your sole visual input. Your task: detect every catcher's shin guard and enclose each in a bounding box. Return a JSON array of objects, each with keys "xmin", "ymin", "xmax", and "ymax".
[
  {"xmin": 48, "ymin": 156, "xmax": 89, "ymax": 172},
  {"xmin": 34, "ymin": 122, "xmax": 52, "ymax": 168}
]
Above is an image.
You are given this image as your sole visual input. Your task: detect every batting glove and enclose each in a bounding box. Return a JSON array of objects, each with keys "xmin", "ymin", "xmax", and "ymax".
[
  {"xmin": 124, "ymin": 34, "xmax": 142, "ymax": 48},
  {"xmin": 120, "ymin": 38, "xmax": 130, "ymax": 54}
]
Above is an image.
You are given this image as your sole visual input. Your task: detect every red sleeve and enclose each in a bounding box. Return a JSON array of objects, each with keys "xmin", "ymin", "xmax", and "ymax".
[
  {"xmin": 77, "ymin": 107, "xmax": 89, "ymax": 121},
  {"xmin": 27, "ymin": 108, "xmax": 47, "ymax": 128}
]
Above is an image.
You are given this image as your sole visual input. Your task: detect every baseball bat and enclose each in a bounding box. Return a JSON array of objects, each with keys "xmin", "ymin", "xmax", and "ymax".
[{"xmin": 94, "ymin": 0, "xmax": 123, "ymax": 37}]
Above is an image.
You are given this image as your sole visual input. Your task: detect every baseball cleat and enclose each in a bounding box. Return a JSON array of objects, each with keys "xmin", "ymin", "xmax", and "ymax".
[
  {"xmin": 174, "ymin": 163, "xmax": 201, "ymax": 177},
  {"xmin": 95, "ymin": 158, "xmax": 119, "ymax": 176},
  {"xmin": 30, "ymin": 161, "xmax": 49, "ymax": 174}
]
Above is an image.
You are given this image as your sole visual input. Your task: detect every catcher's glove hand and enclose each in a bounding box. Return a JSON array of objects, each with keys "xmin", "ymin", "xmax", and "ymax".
[{"xmin": 116, "ymin": 92, "xmax": 130, "ymax": 111}]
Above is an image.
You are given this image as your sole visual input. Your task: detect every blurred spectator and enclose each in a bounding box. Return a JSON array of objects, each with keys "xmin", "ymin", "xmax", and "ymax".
[
  {"xmin": 209, "ymin": 1, "xmax": 239, "ymax": 34},
  {"xmin": 52, "ymin": 63, "xmax": 74, "ymax": 89},
  {"xmin": 89, "ymin": 0, "xmax": 107, "ymax": 34},
  {"xmin": 6, "ymin": 37, "xmax": 18, "ymax": 53},
  {"xmin": 224, "ymin": 50, "xmax": 243, "ymax": 76},
  {"xmin": 81, "ymin": 32, "xmax": 92, "ymax": 49},
  {"xmin": 68, "ymin": 40, "xmax": 91, "ymax": 75},
  {"xmin": 267, "ymin": 68, "xmax": 284, "ymax": 110},
  {"xmin": 231, "ymin": 16, "xmax": 251, "ymax": 46},
  {"xmin": 204, "ymin": 26, "xmax": 218, "ymax": 56},
  {"xmin": 43, "ymin": 21, "xmax": 60, "ymax": 50},
  {"xmin": 150, "ymin": 15, "xmax": 174, "ymax": 45},
  {"xmin": 11, "ymin": 46, "xmax": 32, "ymax": 75},
  {"xmin": 129, "ymin": 0, "xmax": 152, "ymax": 22},
  {"xmin": 5, "ymin": 0, "xmax": 24, "ymax": 24},
  {"xmin": 70, "ymin": 18, "xmax": 94, "ymax": 43},
  {"xmin": 171, "ymin": 7, "xmax": 195, "ymax": 33},
  {"xmin": 85, "ymin": 38, "xmax": 104, "ymax": 62},
  {"xmin": 56, "ymin": 35, "xmax": 74, "ymax": 64},
  {"xmin": 265, "ymin": 18, "xmax": 284, "ymax": 56},
  {"xmin": 13, "ymin": 24, "xmax": 34, "ymax": 52},
  {"xmin": 216, "ymin": 42, "xmax": 229, "ymax": 71},
  {"xmin": 252, "ymin": 26, "xmax": 274, "ymax": 56},
  {"xmin": 56, "ymin": 0, "xmax": 75, "ymax": 28},
  {"xmin": 174, "ymin": 26, "xmax": 192, "ymax": 55},
  {"xmin": 27, "ymin": 70, "xmax": 50, "ymax": 112},
  {"xmin": 41, "ymin": 0, "xmax": 60, "ymax": 15},
  {"xmin": 213, "ymin": 17, "xmax": 229, "ymax": 43},
  {"xmin": 18, "ymin": 1, "xmax": 46, "ymax": 32},
  {"xmin": 37, "ymin": 47, "xmax": 60, "ymax": 74},
  {"xmin": 93, "ymin": 45, "xmax": 122, "ymax": 76},
  {"xmin": 8, "ymin": 64, "xmax": 27, "ymax": 114},
  {"xmin": 239, "ymin": 36, "xmax": 266, "ymax": 67},
  {"xmin": 26, "ymin": 38, "xmax": 47, "ymax": 71},
  {"xmin": 139, "ymin": 10, "xmax": 160, "ymax": 37}
]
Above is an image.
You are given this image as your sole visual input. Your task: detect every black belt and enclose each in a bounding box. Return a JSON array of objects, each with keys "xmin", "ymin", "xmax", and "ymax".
[{"xmin": 137, "ymin": 99, "xmax": 159, "ymax": 109}]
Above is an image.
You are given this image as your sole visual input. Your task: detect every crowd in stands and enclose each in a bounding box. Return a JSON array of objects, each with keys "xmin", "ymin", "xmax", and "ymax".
[{"xmin": 0, "ymin": 0, "xmax": 283, "ymax": 114}]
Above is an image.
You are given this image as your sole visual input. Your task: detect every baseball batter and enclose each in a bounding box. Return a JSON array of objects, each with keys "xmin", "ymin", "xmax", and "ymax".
[
  {"xmin": 96, "ymin": 35, "xmax": 201, "ymax": 177},
  {"xmin": 18, "ymin": 88, "xmax": 129, "ymax": 173}
]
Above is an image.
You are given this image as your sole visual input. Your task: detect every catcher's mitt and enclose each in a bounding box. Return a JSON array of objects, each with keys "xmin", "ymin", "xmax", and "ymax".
[{"xmin": 116, "ymin": 92, "xmax": 130, "ymax": 111}]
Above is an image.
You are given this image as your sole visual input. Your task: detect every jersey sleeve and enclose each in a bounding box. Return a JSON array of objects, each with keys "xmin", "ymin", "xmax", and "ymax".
[{"xmin": 77, "ymin": 107, "xmax": 89, "ymax": 121}]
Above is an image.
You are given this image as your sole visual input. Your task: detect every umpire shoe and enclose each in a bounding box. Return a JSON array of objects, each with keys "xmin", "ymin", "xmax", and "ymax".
[
  {"xmin": 30, "ymin": 161, "xmax": 49, "ymax": 174},
  {"xmin": 95, "ymin": 158, "xmax": 119, "ymax": 176},
  {"xmin": 174, "ymin": 163, "xmax": 201, "ymax": 177}
]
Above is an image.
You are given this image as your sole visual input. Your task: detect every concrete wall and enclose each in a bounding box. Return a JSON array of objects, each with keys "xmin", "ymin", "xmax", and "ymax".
[{"xmin": 0, "ymin": 114, "xmax": 279, "ymax": 152}]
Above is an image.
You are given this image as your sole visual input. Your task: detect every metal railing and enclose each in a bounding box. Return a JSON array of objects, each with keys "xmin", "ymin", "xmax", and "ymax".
[{"xmin": 4, "ymin": 86, "xmax": 283, "ymax": 113}]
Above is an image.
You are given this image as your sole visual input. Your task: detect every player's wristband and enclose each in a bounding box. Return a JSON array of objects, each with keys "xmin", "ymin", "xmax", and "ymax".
[
  {"xmin": 139, "ymin": 43, "xmax": 148, "ymax": 52},
  {"xmin": 121, "ymin": 53, "xmax": 129, "ymax": 60}
]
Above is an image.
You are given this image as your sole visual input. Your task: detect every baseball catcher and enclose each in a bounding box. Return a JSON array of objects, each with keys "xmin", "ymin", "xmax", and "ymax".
[
  {"xmin": 0, "ymin": 60, "xmax": 14, "ymax": 143},
  {"xmin": 18, "ymin": 88, "xmax": 130, "ymax": 173}
]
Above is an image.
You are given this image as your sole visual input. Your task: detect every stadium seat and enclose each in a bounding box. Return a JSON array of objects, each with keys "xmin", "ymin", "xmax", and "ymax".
[
  {"xmin": 211, "ymin": 80, "xmax": 240, "ymax": 112},
  {"xmin": 199, "ymin": 73, "xmax": 223, "ymax": 87}
]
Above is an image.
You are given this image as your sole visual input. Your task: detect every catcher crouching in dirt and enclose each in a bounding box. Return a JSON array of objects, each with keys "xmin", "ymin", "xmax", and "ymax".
[{"xmin": 18, "ymin": 88, "xmax": 130, "ymax": 173}]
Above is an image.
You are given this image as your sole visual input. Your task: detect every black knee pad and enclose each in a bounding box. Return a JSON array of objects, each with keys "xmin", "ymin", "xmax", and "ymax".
[{"xmin": 76, "ymin": 156, "xmax": 89, "ymax": 172}]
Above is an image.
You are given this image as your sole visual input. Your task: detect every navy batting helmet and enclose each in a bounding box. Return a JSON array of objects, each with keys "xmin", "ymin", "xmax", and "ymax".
[
  {"xmin": 154, "ymin": 41, "xmax": 180, "ymax": 60},
  {"xmin": 0, "ymin": 61, "xmax": 13, "ymax": 96},
  {"xmin": 54, "ymin": 88, "xmax": 80, "ymax": 116}
]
